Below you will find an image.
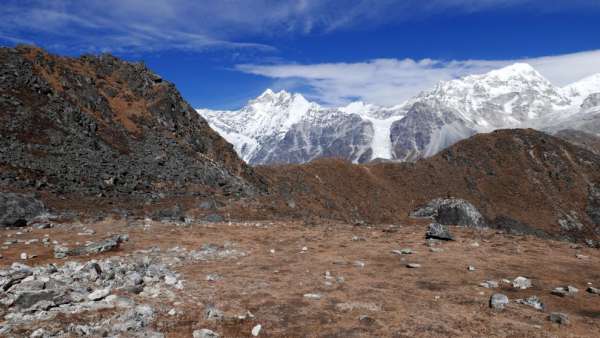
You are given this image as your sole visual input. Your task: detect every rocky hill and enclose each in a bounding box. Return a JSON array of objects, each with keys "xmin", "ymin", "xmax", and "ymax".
[
  {"xmin": 0, "ymin": 46, "xmax": 265, "ymax": 201},
  {"xmin": 257, "ymin": 129, "xmax": 600, "ymax": 244}
]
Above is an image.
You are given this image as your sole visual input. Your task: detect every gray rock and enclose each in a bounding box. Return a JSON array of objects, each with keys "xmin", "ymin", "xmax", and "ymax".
[
  {"xmin": 479, "ymin": 280, "xmax": 499, "ymax": 289},
  {"xmin": 88, "ymin": 288, "xmax": 111, "ymax": 301},
  {"xmin": 512, "ymin": 276, "xmax": 532, "ymax": 289},
  {"xmin": 516, "ymin": 296, "xmax": 544, "ymax": 310},
  {"xmin": 549, "ymin": 312, "xmax": 569, "ymax": 325},
  {"xmin": 205, "ymin": 306, "xmax": 224, "ymax": 321},
  {"xmin": 411, "ymin": 197, "xmax": 486, "ymax": 228},
  {"xmin": 552, "ymin": 286, "xmax": 579, "ymax": 297},
  {"xmin": 425, "ymin": 223, "xmax": 454, "ymax": 241},
  {"xmin": 587, "ymin": 286, "xmax": 600, "ymax": 295},
  {"xmin": 193, "ymin": 329, "xmax": 220, "ymax": 338},
  {"xmin": 0, "ymin": 193, "xmax": 45, "ymax": 227},
  {"xmin": 205, "ymin": 214, "xmax": 224, "ymax": 223},
  {"xmin": 406, "ymin": 263, "xmax": 421, "ymax": 268},
  {"xmin": 53, "ymin": 234, "xmax": 128, "ymax": 258},
  {"xmin": 490, "ymin": 293, "xmax": 509, "ymax": 310}
]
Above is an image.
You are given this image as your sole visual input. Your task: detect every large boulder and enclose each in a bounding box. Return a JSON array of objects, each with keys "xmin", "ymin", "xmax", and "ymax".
[
  {"xmin": 0, "ymin": 192, "xmax": 46, "ymax": 227},
  {"xmin": 410, "ymin": 197, "xmax": 486, "ymax": 228}
]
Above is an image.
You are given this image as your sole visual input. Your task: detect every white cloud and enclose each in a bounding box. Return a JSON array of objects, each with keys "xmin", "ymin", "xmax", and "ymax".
[
  {"xmin": 1, "ymin": 0, "xmax": 599, "ymax": 54},
  {"xmin": 236, "ymin": 50, "xmax": 600, "ymax": 106}
]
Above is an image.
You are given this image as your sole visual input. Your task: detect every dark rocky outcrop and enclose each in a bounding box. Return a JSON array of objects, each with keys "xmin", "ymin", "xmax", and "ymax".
[
  {"xmin": 410, "ymin": 197, "xmax": 486, "ymax": 228},
  {"xmin": 0, "ymin": 192, "xmax": 45, "ymax": 227},
  {"xmin": 0, "ymin": 45, "xmax": 265, "ymax": 200},
  {"xmin": 587, "ymin": 184, "xmax": 600, "ymax": 226},
  {"xmin": 425, "ymin": 223, "xmax": 454, "ymax": 241}
]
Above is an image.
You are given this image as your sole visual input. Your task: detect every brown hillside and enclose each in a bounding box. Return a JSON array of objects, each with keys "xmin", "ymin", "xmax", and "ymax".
[{"xmin": 256, "ymin": 129, "xmax": 600, "ymax": 243}]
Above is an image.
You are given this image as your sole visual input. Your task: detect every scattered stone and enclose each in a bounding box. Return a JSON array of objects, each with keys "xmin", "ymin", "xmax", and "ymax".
[
  {"xmin": 194, "ymin": 329, "xmax": 220, "ymax": 338},
  {"xmin": 336, "ymin": 302, "xmax": 381, "ymax": 312},
  {"xmin": 552, "ymin": 286, "xmax": 579, "ymax": 297},
  {"xmin": 206, "ymin": 273, "xmax": 221, "ymax": 282},
  {"xmin": 516, "ymin": 296, "xmax": 544, "ymax": 310},
  {"xmin": 549, "ymin": 312, "xmax": 570, "ymax": 325},
  {"xmin": 392, "ymin": 248, "xmax": 413, "ymax": 255},
  {"xmin": 358, "ymin": 315, "xmax": 376, "ymax": 325},
  {"xmin": 251, "ymin": 324, "xmax": 262, "ymax": 336},
  {"xmin": 429, "ymin": 247, "xmax": 444, "ymax": 253},
  {"xmin": 406, "ymin": 263, "xmax": 421, "ymax": 268},
  {"xmin": 353, "ymin": 260, "xmax": 366, "ymax": 268},
  {"xmin": 205, "ymin": 306, "xmax": 224, "ymax": 321},
  {"xmin": 88, "ymin": 288, "xmax": 111, "ymax": 301},
  {"xmin": 575, "ymin": 254, "xmax": 589, "ymax": 259},
  {"xmin": 425, "ymin": 223, "xmax": 454, "ymax": 241},
  {"xmin": 512, "ymin": 276, "xmax": 532, "ymax": 289},
  {"xmin": 351, "ymin": 236, "xmax": 366, "ymax": 241},
  {"xmin": 54, "ymin": 234, "xmax": 129, "ymax": 258},
  {"xmin": 304, "ymin": 293, "xmax": 322, "ymax": 300},
  {"xmin": 587, "ymin": 286, "xmax": 600, "ymax": 295},
  {"xmin": 20, "ymin": 253, "xmax": 28, "ymax": 260},
  {"xmin": 480, "ymin": 280, "xmax": 499, "ymax": 289},
  {"xmin": 467, "ymin": 266, "xmax": 476, "ymax": 271},
  {"xmin": 490, "ymin": 293, "xmax": 509, "ymax": 310}
]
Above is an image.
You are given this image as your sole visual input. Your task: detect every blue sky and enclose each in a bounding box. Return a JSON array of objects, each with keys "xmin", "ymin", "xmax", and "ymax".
[{"xmin": 2, "ymin": 0, "xmax": 600, "ymax": 108}]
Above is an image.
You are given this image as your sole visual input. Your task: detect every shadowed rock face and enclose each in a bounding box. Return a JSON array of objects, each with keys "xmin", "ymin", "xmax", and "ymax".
[
  {"xmin": 0, "ymin": 192, "xmax": 45, "ymax": 227},
  {"xmin": 411, "ymin": 198, "xmax": 486, "ymax": 228},
  {"xmin": 0, "ymin": 46, "xmax": 265, "ymax": 198}
]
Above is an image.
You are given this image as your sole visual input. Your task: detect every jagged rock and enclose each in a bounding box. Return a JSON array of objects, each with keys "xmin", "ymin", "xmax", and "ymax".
[
  {"xmin": 479, "ymin": 280, "xmax": 499, "ymax": 289},
  {"xmin": 194, "ymin": 329, "xmax": 220, "ymax": 338},
  {"xmin": 587, "ymin": 286, "xmax": 600, "ymax": 295},
  {"xmin": 552, "ymin": 286, "xmax": 579, "ymax": 297},
  {"xmin": 425, "ymin": 223, "xmax": 454, "ymax": 241},
  {"xmin": 490, "ymin": 293, "xmax": 509, "ymax": 310},
  {"xmin": 411, "ymin": 198, "xmax": 486, "ymax": 228},
  {"xmin": 0, "ymin": 192, "xmax": 45, "ymax": 227},
  {"xmin": 88, "ymin": 288, "xmax": 111, "ymax": 301},
  {"xmin": 512, "ymin": 276, "xmax": 532, "ymax": 289},
  {"xmin": 558, "ymin": 212, "xmax": 584, "ymax": 231},
  {"xmin": 516, "ymin": 296, "xmax": 544, "ymax": 310},
  {"xmin": 251, "ymin": 324, "xmax": 262, "ymax": 337},
  {"xmin": 54, "ymin": 234, "xmax": 128, "ymax": 258},
  {"xmin": 549, "ymin": 312, "xmax": 570, "ymax": 325}
]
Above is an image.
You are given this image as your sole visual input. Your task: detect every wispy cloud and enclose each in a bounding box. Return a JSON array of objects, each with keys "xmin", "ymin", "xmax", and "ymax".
[
  {"xmin": 236, "ymin": 50, "xmax": 600, "ymax": 106},
  {"xmin": 1, "ymin": 0, "xmax": 599, "ymax": 54}
]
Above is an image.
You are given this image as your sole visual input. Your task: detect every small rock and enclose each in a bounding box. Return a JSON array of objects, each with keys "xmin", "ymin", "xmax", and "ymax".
[
  {"xmin": 406, "ymin": 263, "xmax": 421, "ymax": 268},
  {"xmin": 392, "ymin": 248, "xmax": 413, "ymax": 255},
  {"xmin": 358, "ymin": 315, "xmax": 375, "ymax": 325},
  {"xmin": 353, "ymin": 260, "xmax": 366, "ymax": 268},
  {"xmin": 480, "ymin": 280, "xmax": 499, "ymax": 289},
  {"xmin": 552, "ymin": 286, "xmax": 579, "ymax": 297},
  {"xmin": 164, "ymin": 275, "xmax": 177, "ymax": 285},
  {"xmin": 304, "ymin": 293, "xmax": 322, "ymax": 300},
  {"xmin": 549, "ymin": 312, "xmax": 569, "ymax": 325},
  {"xmin": 516, "ymin": 296, "xmax": 544, "ymax": 310},
  {"xmin": 425, "ymin": 223, "xmax": 454, "ymax": 241},
  {"xmin": 193, "ymin": 329, "xmax": 220, "ymax": 338},
  {"xmin": 205, "ymin": 306, "xmax": 224, "ymax": 321},
  {"xmin": 20, "ymin": 252, "xmax": 28, "ymax": 260},
  {"xmin": 206, "ymin": 273, "xmax": 221, "ymax": 282},
  {"xmin": 467, "ymin": 266, "xmax": 476, "ymax": 271},
  {"xmin": 429, "ymin": 247, "xmax": 444, "ymax": 253},
  {"xmin": 251, "ymin": 324, "xmax": 262, "ymax": 336},
  {"xmin": 88, "ymin": 288, "xmax": 111, "ymax": 301},
  {"xmin": 587, "ymin": 286, "xmax": 600, "ymax": 295},
  {"xmin": 490, "ymin": 293, "xmax": 509, "ymax": 310},
  {"xmin": 575, "ymin": 254, "xmax": 589, "ymax": 259},
  {"xmin": 168, "ymin": 308, "xmax": 177, "ymax": 316},
  {"xmin": 512, "ymin": 276, "xmax": 532, "ymax": 289}
]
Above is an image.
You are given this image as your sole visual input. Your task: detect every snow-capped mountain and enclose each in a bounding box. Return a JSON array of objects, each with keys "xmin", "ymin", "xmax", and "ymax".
[{"xmin": 198, "ymin": 63, "xmax": 600, "ymax": 165}]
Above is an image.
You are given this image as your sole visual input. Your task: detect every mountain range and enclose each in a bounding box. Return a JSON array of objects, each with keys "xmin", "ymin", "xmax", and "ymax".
[{"xmin": 198, "ymin": 63, "xmax": 600, "ymax": 165}]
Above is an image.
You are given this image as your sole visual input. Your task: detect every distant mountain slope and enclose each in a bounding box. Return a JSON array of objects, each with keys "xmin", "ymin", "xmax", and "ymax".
[
  {"xmin": 199, "ymin": 63, "xmax": 600, "ymax": 165},
  {"xmin": 0, "ymin": 45, "xmax": 265, "ymax": 197},
  {"xmin": 257, "ymin": 129, "xmax": 600, "ymax": 244}
]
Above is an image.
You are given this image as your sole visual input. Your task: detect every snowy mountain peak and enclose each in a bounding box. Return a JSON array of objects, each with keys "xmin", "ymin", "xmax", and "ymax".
[
  {"xmin": 562, "ymin": 73, "xmax": 600, "ymax": 106},
  {"xmin": 488, "ymin": 62, "xmax": 541, "ymax": 78}
]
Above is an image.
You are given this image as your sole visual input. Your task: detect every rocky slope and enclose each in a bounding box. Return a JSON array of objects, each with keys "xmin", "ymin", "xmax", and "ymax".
[
  {"xmin": 199, "ymin": 64, "xmax": 600, "ymax": 165},
  {"xmin": 0, "ymin": 45, "xmax": 265, "ymax": 199}
]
